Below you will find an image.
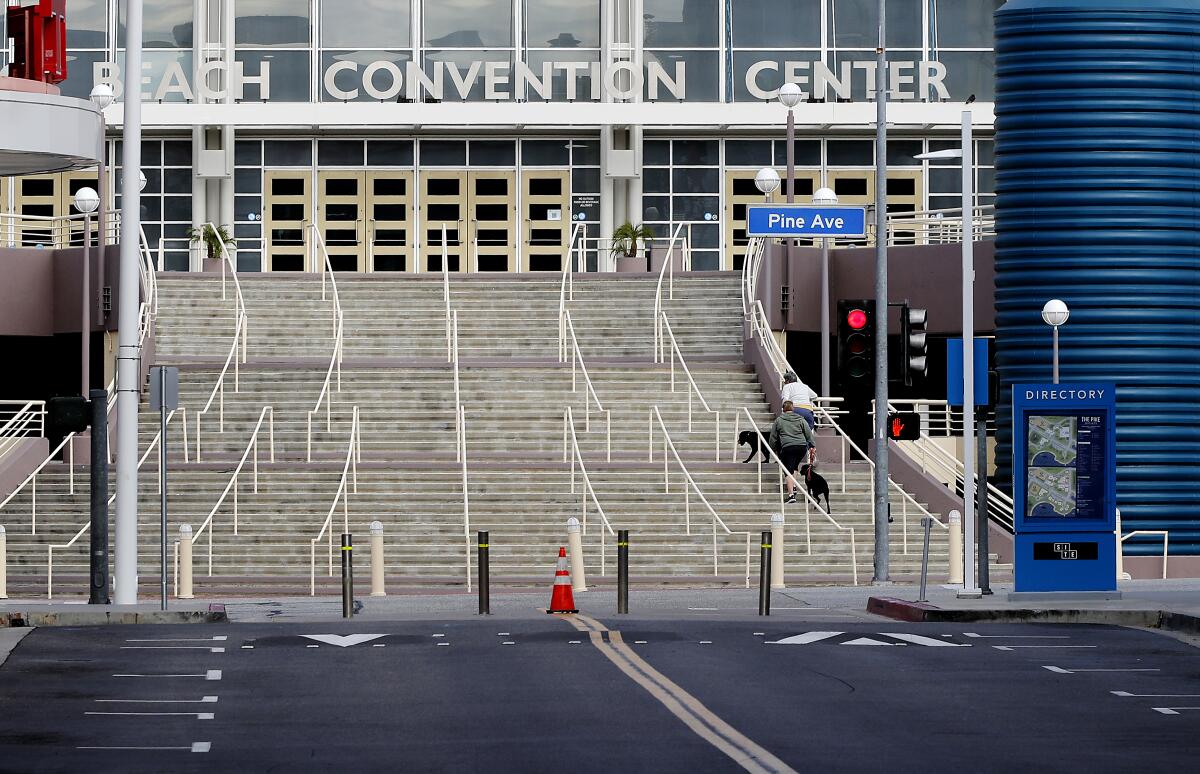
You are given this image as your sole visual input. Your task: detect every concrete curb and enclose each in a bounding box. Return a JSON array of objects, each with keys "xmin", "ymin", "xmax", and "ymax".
[
  {"xmin": 867, "ymin": 596, "xmax": 1200, "ymax": 633},
  {"xmin": 0, "ymin": 604, "xmax": 227, "ymax": 627}
]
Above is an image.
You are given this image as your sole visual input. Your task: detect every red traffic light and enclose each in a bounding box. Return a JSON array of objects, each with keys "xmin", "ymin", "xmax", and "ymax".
[{"xmin": 846, "ymin": 308, "xmax": 868, "ymax": 330}]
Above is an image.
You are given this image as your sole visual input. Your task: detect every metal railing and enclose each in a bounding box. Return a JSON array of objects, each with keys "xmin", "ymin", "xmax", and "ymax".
[
  {"xmin": 0, "ymin": 434, "xmax": 77, "ymax": 536},
  {"xmin": 0, "ymin": 400, "xmax": 46, "ymax": 458},
  {"xmin": 880, "ymin": 398, "xmax": 997, "ymax": 436},
  {"xmin": 883, "ymin": 204, "xmax": 996, "ymax": 246},
  {"xmin": 194, "ymin": 223, "xmax": 248, "ymax": 461},
  {"xmin": 653, "ymin": 223, "xmax": 690, "ymax": 363},
  {"xmin": 305, "ymin": 223, "xmax": 346, "ymax": 462},
  {"xmin": 557, "ymin": 223, "xmax": 585, "ymax": 327},
  {"xmin": 648, "ymin": 406, "xmax": 751, "ymax": 586},
  {"xmin": 0, "ymin": 211, "xmax": 121, "ymax": 249},
  {"xmin": 657, "ymin": 312, "xmax": 721, "ymax": 460},
  {"xmin": 310, "ymin": 406, "xmax": 362, "ymax": 595},
  {"xmin": 1121, "ymin": 530, "xmax": 1169, "ymax": 580},
  {"xmin": 563, "ymin": 407, "xmax": 617, "ymax": 575},
  {"xmin": 441, "ymin": 225, "xmax": 453, "ymax": 361},
  {"xmin": 46, "ymin": 407, "xmax": 187, "ymax": 599},
  {"xmin": 741, "ymin": 236, "xmax": 766, "ymax": 318},
  {"xmin": 559, "ymin": 310, "xmax": 612, "ymax": 461},
  {"xmin": 733, "ymin": 407, "xmax": 859, "ymax": 584},
  {"xmin": 190, "ymin": 407, "xmax": 274, "ymax": 579}
]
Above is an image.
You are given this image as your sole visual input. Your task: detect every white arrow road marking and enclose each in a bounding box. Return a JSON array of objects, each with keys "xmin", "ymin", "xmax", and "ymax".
[
  {"xmin": 86, "ymin": 712, "xmax": 215, "ymax": 720},
  {"xmin": 767, "ymin": 631, "xmax": 843, "ymax": 645},
  {"xmin": 96, "ymin": 696, "xmax": 218, "ymax": 704},
  {"xmin": 964, "ymin": 633, "xmax": 1070, "ymax": 639},
  {"xmin": 887, "ymin": 633, "xmax": 970, "ymax": 647},
  {"xmin": 1044, "ymin": 666, "xmax": 1160, "ymax": 674},
  {"xmin": 77, "ymin": 743, "xmax": 210, "ymax": 752},
  {"xmin": 843, "ymin": 637, "xmax": 896, "ymax": 646},
  {"xmin": 300, "ymin": 634, "xmax": 386, "ymax": 648},
  {"xmin": 994, "ymin": 645, "xmax": 1096, "ymax": 651},
  {"xmin": 1113, "ymin": 692, "xmax": 1200, "ymax": 698}
]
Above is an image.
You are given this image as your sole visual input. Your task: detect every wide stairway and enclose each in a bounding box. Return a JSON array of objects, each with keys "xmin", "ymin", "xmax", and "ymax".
[{"xmin": 0, "ymin": 271, "xmax": 948, "ymax": 597}]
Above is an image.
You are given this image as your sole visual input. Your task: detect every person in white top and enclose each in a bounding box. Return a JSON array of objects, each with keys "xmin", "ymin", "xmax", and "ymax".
[{"xmin": 781, "ymin": 372, "xmax": 817, "ymax": 430}]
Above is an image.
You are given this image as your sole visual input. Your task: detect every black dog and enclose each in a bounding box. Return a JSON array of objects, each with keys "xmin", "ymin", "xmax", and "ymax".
[
  {"xmin": 737, "ymin": 429, "xmax": 772, "ymax": 463},
  {"xmin": 800, "ymin": 464, "xmax": 832, "ymax": 513}
]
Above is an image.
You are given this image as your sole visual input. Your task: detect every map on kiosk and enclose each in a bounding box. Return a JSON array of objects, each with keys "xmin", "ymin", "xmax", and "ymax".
[{"xmin": 1026, "ymin": 414, "xmax": 1104, "ymax": 520}]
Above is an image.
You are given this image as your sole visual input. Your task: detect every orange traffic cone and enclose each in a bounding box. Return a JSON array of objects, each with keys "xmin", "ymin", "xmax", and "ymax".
[{"xmin": 547, "ymin": 547, "xmax": 578, "ymax": 614}]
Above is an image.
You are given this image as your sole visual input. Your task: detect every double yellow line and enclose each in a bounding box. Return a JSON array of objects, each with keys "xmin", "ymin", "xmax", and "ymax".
[{"xmin": 565, "ymin": 614, "xmax": 796, "ymax": 774}]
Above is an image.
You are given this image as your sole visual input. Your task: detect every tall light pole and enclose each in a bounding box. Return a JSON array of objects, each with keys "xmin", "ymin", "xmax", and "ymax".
[
  {"xmin": 916, "ymin": 109, "xmax": 979, "ymax": 596},
  {"xmin": 872, "ymin": 0, "xmax": 891, "ymax": 583},
  {"xmin": 1042, "ymin": 300, "xmax": 1069, "ymax": 383},
  {"xmin": 115, "ymin": 0, "xmax": 146, "ymax": 605},
  {"xmin": 779, "ymin": 82, "xmax": 803, "ymax": 323},
  {"xmin": 89, "ymin": 84, "xmax": 114, "ymax": 327},
  {"xmin": 813, "ymin": 186, "xmax": 838, "ymax": 396},
  {"xmin": 73, "ymin": 187, "xmax": 100, "ymax": 397}
]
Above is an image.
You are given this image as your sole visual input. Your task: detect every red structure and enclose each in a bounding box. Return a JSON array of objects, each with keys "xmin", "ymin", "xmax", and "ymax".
[{"xmin": 6, "ymin": 0, "xmax": 68, "ymax": 84}]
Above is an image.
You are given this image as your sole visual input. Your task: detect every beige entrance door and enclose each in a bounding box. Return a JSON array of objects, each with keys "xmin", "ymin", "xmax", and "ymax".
[
  {"xmin": 265, "ymin": 171, "xmax": 312, "ymax": 271},
  {"xmin": 470, "ymin": 171, "xmax": 517, "ymax": 272},
  {"xmin": 724, "ymin": 170, "xmax": 820, "ymax": 270},
  {"xmin": 317, "ymin": 171, "xmax": 365, "ymax": 272},
  {"xmin": 521, "ymin": 170, "xmax": 571, "ymax": 273},
  {"xmin": 420, "ymin": 171, "xmax": 466, "ymax": 272},
  {"xmin": 827, "ymin": 170, "xmax": 923, "ymax": 245},
  {"xmin": 366, "ymin": 171, "xmax": 414, "ymax": 272}
]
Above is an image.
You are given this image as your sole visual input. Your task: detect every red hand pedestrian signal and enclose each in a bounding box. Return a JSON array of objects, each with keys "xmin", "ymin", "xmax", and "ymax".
[
  {"xmin": 891, "ymin": 417, "xmax": 905, "ymax": 438},
  {"xmin": 887, "ymin": 412, "xmax": 921, "ymax": 441}
]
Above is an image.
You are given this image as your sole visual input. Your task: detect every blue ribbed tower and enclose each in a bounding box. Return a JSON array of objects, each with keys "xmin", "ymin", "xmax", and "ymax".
[{"xmin": 994, "ymin": 0, "xmax": 1200, "ymax": 555}]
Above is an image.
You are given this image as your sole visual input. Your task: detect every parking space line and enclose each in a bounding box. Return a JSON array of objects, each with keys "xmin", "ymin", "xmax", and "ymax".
[
  {"xmin": 112, "ymin": 670, "xmax": 222, "ymax": 680},
  {"xmin": 85, "ymin": 711, "xmax": 215, "ymax": 720},
  {"xmin": 121, "ymin": 646, "xmax": 226, "ymax": 653},
  {"xmin": 1043, "ymin": 666, "xmax": 1160, "ymax": 674},
  {"xmin": 125, "ymin": 637, "xmax": 227, "ymax": 642},
  {"xmin": 96, "ymin": 696, "xmax": 218, "ymax": 704},
  {"xmin": 993, "ymin": 645, "xmax": 1096, "ymax": 651},
  {"xmin": 77, "ymin": 743, "xmax": 210, "ymax": 752},
  {"xmin": 964, "ymin": 633, "xmax": 1069, "ymax": 639},
  {"xmin": 1112, "ymin": 691, "xmax": 1200, "ymax": 698},
  {"xmin": 1152, "ymin": 707, "xmax": 1200, "ymax": 715}
]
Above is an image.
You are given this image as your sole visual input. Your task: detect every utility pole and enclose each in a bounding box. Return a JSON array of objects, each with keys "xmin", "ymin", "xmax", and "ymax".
[{"xmin": 872, "ymin": 0, "xmax": 891, "ymax": 583}]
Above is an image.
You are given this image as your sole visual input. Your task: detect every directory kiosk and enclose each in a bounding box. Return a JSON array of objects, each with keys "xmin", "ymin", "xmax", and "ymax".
[{"xmin": 1012, "ymin": 383, "xmax": 1117, "ymax": 593}]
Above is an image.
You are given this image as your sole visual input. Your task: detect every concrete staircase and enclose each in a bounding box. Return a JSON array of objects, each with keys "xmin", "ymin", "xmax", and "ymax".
[{"xmin": 0, "ymin": 271, "xmax": 950, "ymax": 597}]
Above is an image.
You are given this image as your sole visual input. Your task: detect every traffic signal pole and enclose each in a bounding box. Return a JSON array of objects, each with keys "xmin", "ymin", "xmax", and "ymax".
[{"xmin": 872, "ymin": 0, "xmax": 891, "ymax": 584}]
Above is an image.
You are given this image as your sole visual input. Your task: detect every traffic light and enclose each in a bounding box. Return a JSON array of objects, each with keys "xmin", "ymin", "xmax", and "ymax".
[
  {"xmin": 901, "ymin": 304, "xmax": 928, "ymax": 386},
  {"xmin": 837, "ymin": 299, "xmax": 875, "ymax": 392},
  {"xmin": 887, "ymin": 412, "xmax": 922, "ymax": 441}
]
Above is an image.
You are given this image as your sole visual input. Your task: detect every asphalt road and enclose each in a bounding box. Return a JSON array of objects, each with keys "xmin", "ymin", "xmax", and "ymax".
[{"xmin": 0, "ymin": 616, "xmax": 1197, "ymax": 773}]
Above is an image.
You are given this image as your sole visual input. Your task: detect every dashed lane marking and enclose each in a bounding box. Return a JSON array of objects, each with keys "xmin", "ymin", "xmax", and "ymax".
[
  {"xmin": 96, "ymin": 696, "xmax": 218, "ymax": 704},
  {"xmin": 78, "ymin": 743, "xmax": 210, "ymax": 752},
  {"xmin": 85, "ymin": 712, "xmax": 215, "ymax": 720}
]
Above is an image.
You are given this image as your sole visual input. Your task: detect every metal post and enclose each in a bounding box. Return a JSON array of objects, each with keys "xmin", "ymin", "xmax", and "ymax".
[
  {"xmin": 617, "ymin": 529, "xmax": 629, "ymax": 614},
  {"xmin": 977, "ymin": 406, "xmax": 992, "ymax": 594},
  {"xmin": 89, "ymin": 389, "xmax": 109, "ymax": 605},
  {"xmin": 820, "ymin": 237, "xmax": 831, "ymax": 396},
  {"xmin": 341, "ymin": 533, "xmax": 353, "ymax": 618},
  {"xmin": 948, "ymin": 509, "xmax": 963, "ymax": 584},
  {"xmin": 81, "ymin": 211, "xmax": 91, "ymax": 396},
  {"xmin": 872, "ymin": 0, "xmax": 891, "ymax": 583},
  {"xmin": 917, "ymin": 517, "xmax": 933, "ymax": 602},
  {"xmin": 959, "ymin": 110, "xmax": 981, "ymax": 598},
  {"xmin": 370, "ymin": 521, "xmax": 386, "ymax": 597},
  {"xmin": 1052, "ymin": 325, "xmax": 1060, "ymax": 384},
  {"xmin": 758, "ymin": 531, "xmax": 772, "ymax": 615},
  {"xmin": 566, "ymin": 517, "xmax": 587, "ymax": 592},
  {"xmin": 477, "ymin": 530, "xmax": 490, "ymax": 615},
  {"xmin": 178, "ymin": 524, "xmax": 193, "ymax": 599},
  {"xmin": 0, "ymin": 526, "xmax": 6, "ymax": 599},
  {"xmin": 785, "ymin": 107, "xmax": 795, "ymax": 320},
  {"xmin": 159, "ymin": 368, "xmax": 167, "ymax": 612},
  {"xmin": 114, "ymin": 0, "xmax": 146, "ymax": 605},
  {"xmin": 770, "ymin": 513, "xmax": 785, "ymax": 589},
  {"xmin": 97, "ymin": 120, "xmax": 107, "ymax": 324}
]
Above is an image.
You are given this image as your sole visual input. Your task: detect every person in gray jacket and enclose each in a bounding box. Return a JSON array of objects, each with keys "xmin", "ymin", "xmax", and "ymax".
[{"xmin": 769, "ymin": 400, "xmax": 816, "ymax": 503}]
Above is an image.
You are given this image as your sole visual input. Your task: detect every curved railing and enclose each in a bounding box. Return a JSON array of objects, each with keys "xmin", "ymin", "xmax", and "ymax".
[
  {"xmin": 733, "ymin": 407, "xmax": 859, "ymax": 584},
  {"xmin": 191, "ymin": 407, "xmax": 275, "ymax": 578},
  {"xmin": 648, "ymin": 406, "xmax": 751, "ymax": 586},
  {"xmin": 559, "ymin": 310, "xmax": 612, "ymax": 461},
  {"xmin": 194, "ymin": 223, "xmax": 248, "ymax": 460},
  {"xmin": 652, "ymin": 223, "xmax": 689, "ymax": 363},
  {"xmin": 46, "ymin": 407, "xmax": 188, "ymax": 599},
  {"xmin": 657, "ymin": 312, "xmax": 721, "ymax": 460},
  {"xmin": 309, "ymin": 407, "xmax": 361, "ymax": 595},
  {"xmin": 305, "ymin": 224, "xmax": 346, "ymax": 461},
  {"xmin": 563, "ymin": 407, "xmax": 616, "ymax": 574}
]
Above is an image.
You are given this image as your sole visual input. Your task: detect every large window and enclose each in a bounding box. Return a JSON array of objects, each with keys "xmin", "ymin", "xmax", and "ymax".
[
  {"xmin": 235, "ymin": 0, "xmax": 311, "ymax": 101},
  {"xmin": 642, "ymin": 138, "xmax": 721, "ymax": 270},
  {"xmin": 644, "ymin": 0, "xmax": 720, "ymax": 101},
  {"xmin": 114, "ymin": 138, "xmax": 194, "ymax": 271},
  {"xmin": 524, "ymin": 0, "xmax": 600, "ymax": 101}
]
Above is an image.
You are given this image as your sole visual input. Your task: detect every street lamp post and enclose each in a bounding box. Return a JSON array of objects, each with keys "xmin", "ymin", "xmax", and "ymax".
[
  {"xmin": 812, "ymin": 186, "xmax": 838, "ymax": 396},
  {"xmin": 915, "ymin": 110, "xmax": 979, "ymax": 596},
  {"xmin": 779, "ymin": 83, "xmax": 803, "ymax": 324},
  {"xmin": 1042, "ymin": 299, "xmax": 1070, "ymax": 384},
  {"xmin": 73, "ymin": 187, "xmax": 100, "ymax": 397},
  {"xmin": 754, "ymin": 167, "xmax": 780, "ymax": 203},
  {"xmin": 89, "ymin": 84, "xmax": 114, "ymax": 326}
]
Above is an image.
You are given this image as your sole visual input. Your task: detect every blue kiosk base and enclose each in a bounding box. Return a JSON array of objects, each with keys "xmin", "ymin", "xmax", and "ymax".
[{"xmin": 1013, "ymin": 532, "xmax": 1118, "ymax": 594}]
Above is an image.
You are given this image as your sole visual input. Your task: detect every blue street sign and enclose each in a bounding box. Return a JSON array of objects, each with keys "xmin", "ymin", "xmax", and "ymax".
[
  {"xmin": 746, "ymin": 205, "xmax": 867, "ymax": 238},
  {"xmin": 946, "ymin": 339, "xmax": 989, "ymax": 407}
]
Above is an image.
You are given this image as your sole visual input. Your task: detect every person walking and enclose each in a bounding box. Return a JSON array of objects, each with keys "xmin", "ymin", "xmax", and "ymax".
[
  {"xmin": 769, "ymin": 400, "xmax": 816, "ymax": 504},
  {"xmin": 781, "ymin": 372, "xmax": 818, "ymax": 430}
]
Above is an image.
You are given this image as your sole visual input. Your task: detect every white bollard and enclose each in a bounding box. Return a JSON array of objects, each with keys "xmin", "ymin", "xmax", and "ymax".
[
  {"xmin": 566, "ymin": 517, "xmax": 587, "ymax": 593},
  {"xmin": 948, "ymin": 510, "xmax": 964, "ymax": 585},
  {"xmin": 0, "ymin": 525, "xmax": 7, "ymax": 599},
  {"xmin": 1115, "ymin": 508, "xmax": 1131, "ymax": 581},
  {"xmin": 370, "ymin": 520, "xmax": 386, "ymax": 597},
  {"xmin": 770, "ymin": 514, "xmax": 785, "ymax": 590},
  {"xmin": 178, "ymin": 524, "xmax": 194, "ymax": 599}
]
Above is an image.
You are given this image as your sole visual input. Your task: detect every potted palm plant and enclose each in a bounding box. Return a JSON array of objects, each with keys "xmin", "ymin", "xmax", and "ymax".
[
  {"xmin": 609, "ymin": 222, "xmax": 654, "ymax": 272},
  {"xmin": 186, "ymin": 225, "xmax": 236, "ymax": 272}
]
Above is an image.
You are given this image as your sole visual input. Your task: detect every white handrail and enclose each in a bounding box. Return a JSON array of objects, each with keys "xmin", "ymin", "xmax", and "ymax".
[
  {"xmin": 560, "ymin": 310, "xmax": 612, "ymax": 461},
  {"xmin": 658, "ymin": 312, "xmax": 721, "ymax": 460},
  {"xmin": 310, "ymin": 406, "xmax": 362, "ymax": 595},
  {"xmin": 563, "ymin": 407, "xmax": 616, "ymax": 574},
  {"xmin": 652, "ymin": 223, "xmax": 687, "ymax": 363},
  {"xmin": 647, "ymin": 406, "xmax": 751, "ymax": 587},
  {"xmin": 0, "ymin": 433, "xmax": 76, "ymax": 535},
  {"xmin": 305, "ymin": 224, "xmax": 346, "ymax": 462},
  {"xmin": 0, "ymin": 401, "xmax": 46, "ymax": 458},
  {"xmin": 458, "ymin": 403, "xmax": 471, "ymax": 592},
  {"xmin": 0, "ymin": 210, "xmax": 121, "ymax": 249},
  {"xmin": 194, "ymin": 223, "xmax": 248, "ymax": 460},
  {"xmin": 734, "ymin": 407, "xmax": 859, "ymax": 585},
  {"xmin": 557, "ymin": 223, "xmax": 585, "ymax": 356},
  {"xmin": 46, "ymin": 407, "xmax": 188, "ymax": 599},
  {"xmin": 883, "ymin": 204, "xmax": 996, "ymax": 246},
  {"xmin": 1120, "ymin": 530, "xmax": 1169, "ymax": 580},
  {"xmin": 741, "ymin": 236, "xmax": 766, "ymax": 318},
  {"xmin": 442, "ymin": 224, "xmax": 452, "ymax": 361}
]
